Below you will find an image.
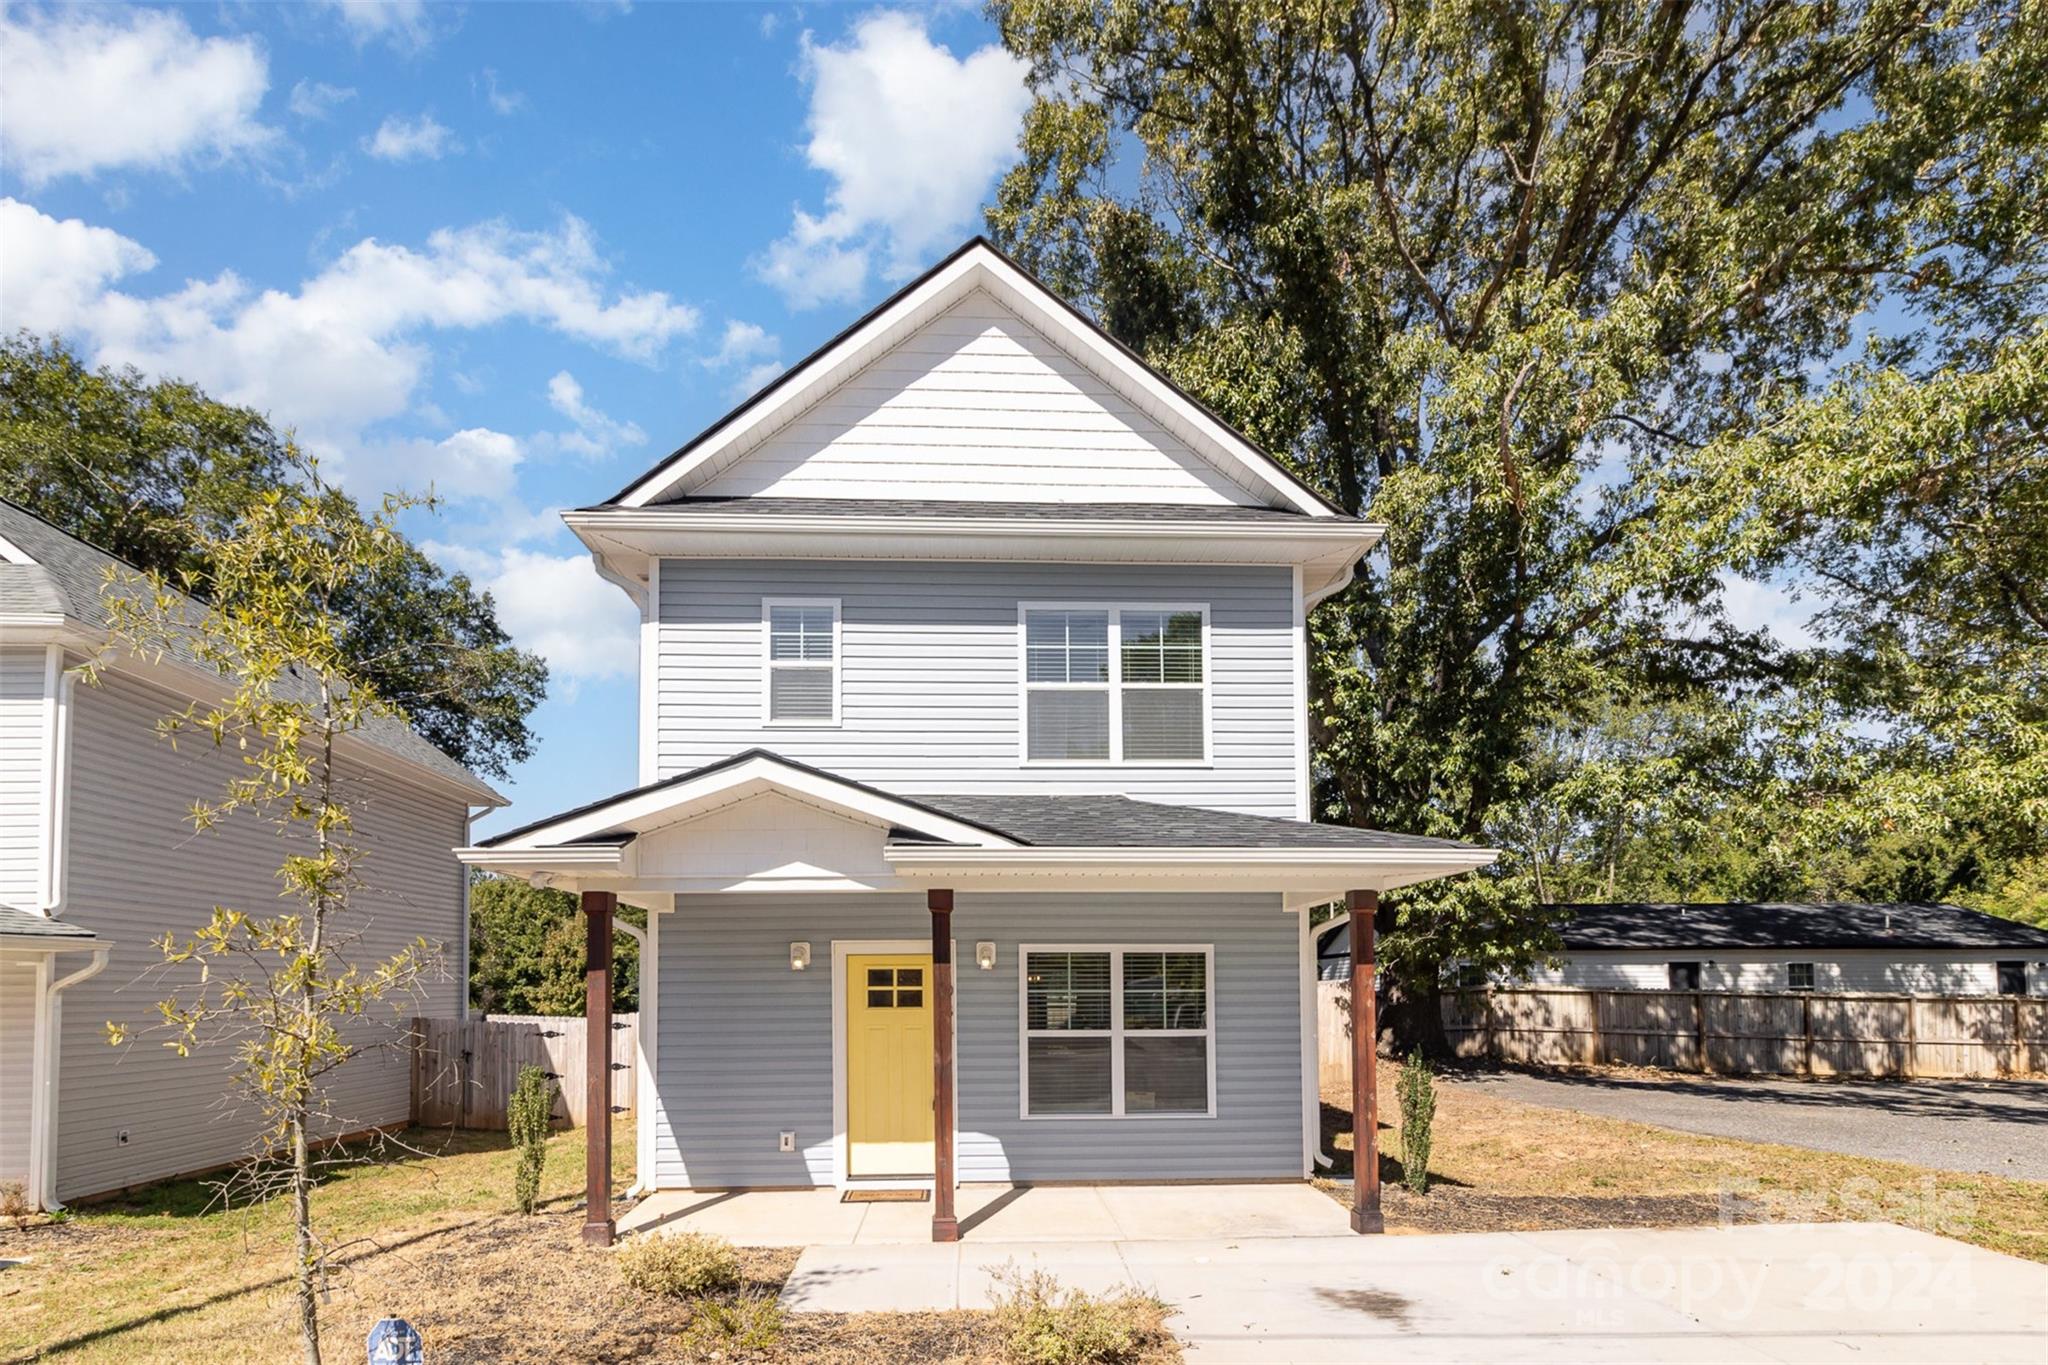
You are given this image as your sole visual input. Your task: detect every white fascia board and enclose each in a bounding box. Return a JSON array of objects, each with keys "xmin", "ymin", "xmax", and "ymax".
[
  {"xmin": 566, "ymin": 512, "xmax": 1381, "ymax": 606},
  {"xmin": 614, "ymin": 244, "xmax": 1334, "ymax": 516},
  {"xmin": 0, "ymin": 532, "xmax": 34, "ymax": 565},
  {"xmin": 883, "ymin": 845, "xmax": 1499, "ymax": 893},
  {"xmin": 475, "ymin": 753, "xmax": 1021, "ymax": 853},
  {"xmin": 454, "ymin": 844, "xmax": 631, "ymax": 873}
]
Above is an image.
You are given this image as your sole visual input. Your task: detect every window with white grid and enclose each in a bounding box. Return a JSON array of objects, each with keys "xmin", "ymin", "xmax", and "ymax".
[
  {"xmin": 1021, "ymin": 946, "xmax": 1214, "ymax": 1118},
  {"xmin": 763, "ymin": 599, "xmax": 839, "ymax": 724},
  {"xmin": 1020, "ymin": 605, "xmax": 1207, "ymax": 763}
]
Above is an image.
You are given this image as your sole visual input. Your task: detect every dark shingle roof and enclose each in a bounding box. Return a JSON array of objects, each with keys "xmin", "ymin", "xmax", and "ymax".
[
  {"xmin": 621, "ymin": 496, "xmax": 1362, "ymax": 525},
  {"xmin": 1550, "ymin": 901, "xmax": 2048, "ymax": 952},
  {"xmin": 0, "ymin": 499, "xmax": 499, "ymax": 802},
  {"xmin": 898, "ymin": 792, "xmax": 1478, "ymax": 852},
  {"xmin": 1316, "ymin": 900, "xmax": 2048, "ymax": 962},
  {"xmin": 0, "ymin": 905, "xmax": 98, "ymax": 941},
  {"xmin": 476, "ymin": 746, "xmax": 1480, "ymax": 857}
]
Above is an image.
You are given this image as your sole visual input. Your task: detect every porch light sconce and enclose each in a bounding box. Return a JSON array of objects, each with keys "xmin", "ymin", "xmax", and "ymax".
[
  {"xmin": 975, "ymin": 941, "xmax": 997, "ymax": 971},
  {"xmin": 789, "ymin": 941, "xmax": 812, "ymax": 972}
]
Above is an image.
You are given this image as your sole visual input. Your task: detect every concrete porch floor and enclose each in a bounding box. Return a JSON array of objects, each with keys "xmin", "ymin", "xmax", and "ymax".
[{"xmin": 616, "ymin": 1182, "xmax": 1350, "ymax": 1246}]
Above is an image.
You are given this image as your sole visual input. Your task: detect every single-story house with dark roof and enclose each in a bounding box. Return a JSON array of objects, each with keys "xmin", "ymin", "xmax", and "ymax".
[{"xmin": 1317, "ymin": 901, "xmax": 2048, "ymax": 997}]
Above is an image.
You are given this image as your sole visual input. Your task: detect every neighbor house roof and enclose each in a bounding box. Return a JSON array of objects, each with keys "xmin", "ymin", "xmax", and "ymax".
[
  {"xmin": 0, "ymin": 904, "xmax": 98, "ymax": 944},
  {"xmin": 0, "ymin": 498, "xmax": 502, "ymax": 805},
  {"xmin": 1317, "ymin": 900, "xmax": 2048, "ymax": 964},
  {"xmin": 1547, "ymin": 901, "xmax": 2048, "ymax": 952}
]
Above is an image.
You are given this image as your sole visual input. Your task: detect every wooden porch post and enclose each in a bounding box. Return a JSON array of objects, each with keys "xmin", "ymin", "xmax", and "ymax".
[
  {"xmin": 1348, "ymin": 888, "xmax": 1383, "ymax": 1234},
  {"xmin": 929, "ymin": 888, "xmax": 959, "ymax": 1243},
  {"xmin": 582, "ymin": 889, "xmax": 617, "ymax": 1247}
]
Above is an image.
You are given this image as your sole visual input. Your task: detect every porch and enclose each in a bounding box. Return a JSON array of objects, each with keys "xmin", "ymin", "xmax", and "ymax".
[{"xmin": 616, "ymin": 1181, "xmax": 1350, "ymax": 1247}]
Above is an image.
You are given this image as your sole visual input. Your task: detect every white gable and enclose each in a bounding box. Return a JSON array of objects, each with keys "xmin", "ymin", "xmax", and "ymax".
[
  {"xmin": 693, "ymin": 291, "xmax": 1261, "ymax": 506},
  {"xmin": 632, "ymin": 790, "xmax": 897, "ymax": 889},
  {"xmin": 617, "ymin": 241, "xmax": 1332, "ymax": 515}
]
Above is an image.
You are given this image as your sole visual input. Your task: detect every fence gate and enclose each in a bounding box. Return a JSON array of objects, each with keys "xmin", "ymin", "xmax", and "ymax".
[{"xmin": 411, "ymin": 1014, "xmax": 637, "ymax": 1129}]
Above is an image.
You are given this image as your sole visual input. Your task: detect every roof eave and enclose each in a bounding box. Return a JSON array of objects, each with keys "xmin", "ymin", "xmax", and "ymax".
[{"xmin": 883, "ymin": 845, "xmax": 1499, "ymax": 893}]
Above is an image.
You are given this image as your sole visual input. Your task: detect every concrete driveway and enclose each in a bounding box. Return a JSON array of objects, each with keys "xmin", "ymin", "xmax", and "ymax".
[
  {"xmin": 1451, "ymin": 1068, "xmax": 2048, "ymax": 1178},
  {"xmin": 780, "ymin": 1222, "xmax": 2048, "ymax": 1363}
]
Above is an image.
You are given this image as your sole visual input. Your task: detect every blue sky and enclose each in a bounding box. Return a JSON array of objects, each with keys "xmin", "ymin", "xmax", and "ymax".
[{"xmin": 0, "ymin": 1, "xmax": 1033, "ymax": 833}]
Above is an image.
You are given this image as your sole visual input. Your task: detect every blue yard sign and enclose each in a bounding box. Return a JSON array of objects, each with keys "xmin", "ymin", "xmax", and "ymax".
[{"xmin": 367, "ymin": 1317, "xmax": 423, "ymax": 1365}]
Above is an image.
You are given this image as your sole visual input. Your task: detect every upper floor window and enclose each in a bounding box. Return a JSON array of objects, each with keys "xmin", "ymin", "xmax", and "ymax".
[
  {"xmin": 1021, "ymin": 605, "xmax": 1207, "ymax": 764},
  {"xmin": 764, "ymin": 598, "xmax": 839, "ymax": 725},
  {"xmin": 1786, "ymin": 962, "xmax": 1816, "ymax": 992}
]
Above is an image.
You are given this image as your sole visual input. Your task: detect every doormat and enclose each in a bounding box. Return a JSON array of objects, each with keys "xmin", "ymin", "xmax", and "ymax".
[{"xmin": 841, "ymin": 1189, "xmax": 929, "ymax": 1203}]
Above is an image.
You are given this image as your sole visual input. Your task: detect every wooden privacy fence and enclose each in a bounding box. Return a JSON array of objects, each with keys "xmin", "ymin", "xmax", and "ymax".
[
  {"xmin": 411, "ymin": 1014, "xmax": 637, "ymax": 1129},
  {"xmin": 1317, "ymin": 983, "xmax": 2048, "ymax": 1083}
]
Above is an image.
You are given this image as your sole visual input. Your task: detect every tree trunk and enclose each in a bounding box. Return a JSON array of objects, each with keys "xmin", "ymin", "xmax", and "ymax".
[
  {"xmin": 292, "ymin": 1110, "xmax": 321, "ymax": 1365},
  {"xmin": 1380, "ymin": 971, "xmax": 1453, "ymax": 1061}
]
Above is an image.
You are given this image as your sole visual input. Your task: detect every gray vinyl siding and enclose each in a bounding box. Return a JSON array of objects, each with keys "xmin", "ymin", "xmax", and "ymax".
[
  {"xmin": 0, "ymin": 647, "xmax": 47, "ymax": 908},
  {"xmin": 50, "ymin": 667, "xmax": 470, "ymax": 1201},
  {"xmin": 653, "ymin": 891, "xmax": 1302, "ymax": 1189},
  {"xmin": 0, "ymin": 952, "xmax": 35, "ymax": 1187},
  {"xmin": 656, "ymin": 560, "xmax": 1299, "ymax": 817}
]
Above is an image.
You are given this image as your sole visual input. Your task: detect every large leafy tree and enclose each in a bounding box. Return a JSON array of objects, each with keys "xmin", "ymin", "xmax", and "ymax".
[
  {"xmin": 988, "ymin": 0, "xmax": 2045, "ymax": 1042},
  {"xmin": 469, "ymin": 875, "xmax": 644, "ymax": 1016},
  {"xmin": 0, "ymin": 334, "xmax": 548, "ymax": 778}
]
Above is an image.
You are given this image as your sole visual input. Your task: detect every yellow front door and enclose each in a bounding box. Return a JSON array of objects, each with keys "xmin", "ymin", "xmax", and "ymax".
[{"xmin": 846, "ymin": 954, "xmax": 935, "ymax": 1178}]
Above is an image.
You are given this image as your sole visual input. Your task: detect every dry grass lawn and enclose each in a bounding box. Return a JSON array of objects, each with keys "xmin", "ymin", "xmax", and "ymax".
[
  {"xmin": 1322, "ymin": 1062, "xmax": 2048, "ymax": 1263},
  {"xmin": 0, "ymin": 1124, "xmax": 1176, "ymax": 1364}
]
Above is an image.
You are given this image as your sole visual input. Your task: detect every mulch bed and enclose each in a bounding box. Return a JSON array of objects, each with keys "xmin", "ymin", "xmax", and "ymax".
[{"xmin": 1368, "ymin": 1184, "xmax": 1735, "ymax": 1236}]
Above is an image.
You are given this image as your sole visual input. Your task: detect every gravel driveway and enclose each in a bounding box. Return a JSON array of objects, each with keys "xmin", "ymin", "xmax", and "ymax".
[{"xmin": 1450, "ymin": 1068, "xmax": 2048, "ymax": 1179}]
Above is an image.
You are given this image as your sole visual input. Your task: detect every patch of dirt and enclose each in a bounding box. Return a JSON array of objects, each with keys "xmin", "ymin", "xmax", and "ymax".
[{"xmin": 1357, "ymin": 1182, "xmax": 1735, "ymax": 1235}]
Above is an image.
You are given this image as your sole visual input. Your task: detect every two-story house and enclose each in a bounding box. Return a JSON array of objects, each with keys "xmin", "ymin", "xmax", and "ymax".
[{"xmin": 458, "ymin": 240, "xmax": 1494, "ymax": 1241}]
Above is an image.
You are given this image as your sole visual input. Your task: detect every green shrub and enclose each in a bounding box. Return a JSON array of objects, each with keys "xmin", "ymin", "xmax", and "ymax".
[
  {"xmin": 507, "ymin": 1063, "xmax": 556, "ymax": 1214},
  {"xmin": 678, "ymin": 1290, "xmax": 784, "ymax": 1354},
  {"xmin": 1397, "ymin": 1049, "xmax": 1437, "ymax": 1194},
  {"xmin": 988, "ymin": 1262, "xmax": 1168, "ymax": 1365},
  {"xmin": 617, "ymin": 1231, "xmax": 743, "ymax": 1298}
]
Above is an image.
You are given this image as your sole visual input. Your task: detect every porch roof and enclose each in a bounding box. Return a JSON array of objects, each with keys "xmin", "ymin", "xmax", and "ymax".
[
  {"xmin": 459, "ymin": 750, "xmax": 1496, "ymax": 897},
  {"xmin": 0, "ymin": 904, "xmax": 99, "ymax": 949}
]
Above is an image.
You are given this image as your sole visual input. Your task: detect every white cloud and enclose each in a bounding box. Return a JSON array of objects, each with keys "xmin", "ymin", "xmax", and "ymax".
[
  {"xmin": 318, "ymin": 0, "xmax": 435, "ymax": 51},
  {"xmin": 364, "ymin": 113, "xmax": 461, "ymax": 162},
  {"xmin": 700, "ymin": 320, "xmax": 785, "ymax": 398},
  {"xmin": 0, "ymin": 8, "xmax": 276, "ymax": 186},
  {"xmin": 753, "ymin": 11, "xmax": 1029, "ymax": 307},
  {"xmin": 1, "ymin": 197, "xmax": 696, "ymax": 478},
  {"xmin": 545, "ymin": 370, "xmax": 646, "ymax": 459},
  {"xmin": 478, "ymin": 69, "xmax": 525, "ymax": 116},
  {"xmin": 1718, "ymin": 572, "xmax": 1818, "ymax": 650},
  {"xmin": 0, "ymin": 199, "xmax": 158, "ymax": 335},
  {"xmin": 289, "ymin": 79, "xmax": 357, "ymax": 120},
  {"xmin": 429, "ymin": 545, "xmax": 638, "ymax": 686}
]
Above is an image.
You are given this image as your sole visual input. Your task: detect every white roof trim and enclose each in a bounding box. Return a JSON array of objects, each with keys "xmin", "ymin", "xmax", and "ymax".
[
  {"xmin": 612, "ymin": 242, "xmax": 1334, "ymax": 517},
  {"xmin": 0, "ymin": 531, "xmax": 35, "ymax": 565},
  {"xmin": 471, "ymin": 751, "xmax": 1022, "ymax": 853},
  {"xmin": 883, "ymin": 845, "xmax": 1499, "ymax": 895}
]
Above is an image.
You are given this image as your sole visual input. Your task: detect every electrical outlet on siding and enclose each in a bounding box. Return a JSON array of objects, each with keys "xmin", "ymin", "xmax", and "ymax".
[
  {"xmin": 778, "ymin": 1130, "xmax": 796, "ymax": 1153},
  {"xmin": 117, "ymin": 1129, "xmax": 130, "ymax": 1145}
]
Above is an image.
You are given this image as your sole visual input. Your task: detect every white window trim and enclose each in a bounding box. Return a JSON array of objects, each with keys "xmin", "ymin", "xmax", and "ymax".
[
  {"xmin": 1017, "ymin": 943, "xmax": 1217, "ymax": 1121},
  {"xmin": 1787, "ymin": 961, "xmax": 1816, "ymax": 992},
  {"xmin": 1016, "ymin": 602, "xmax": 1212, "ymax": 767},
  {"xmin": 762, "ymin": 597, "xmax": 841, "ymax": 727}
]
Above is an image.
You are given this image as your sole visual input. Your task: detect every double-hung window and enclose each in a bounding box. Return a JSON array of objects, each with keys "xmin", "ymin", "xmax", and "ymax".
[
  {"xmin": 763, "ymin": 598, "xmax": 839, "ymax": 724},
  {"xmin": 1021, "ymin": 946, "xmax": 1214, "ymax": 1118},
  {"xmin": 1021, "ymin": 605, "xmax": 1207, "ymax": 763}
]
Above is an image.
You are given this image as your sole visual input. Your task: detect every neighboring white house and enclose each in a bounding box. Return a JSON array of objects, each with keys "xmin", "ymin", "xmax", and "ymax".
[
  {"xmin": 1316, "ymin": 900, "xmax": 2048, "ymax": 996},
  {"xmin": 457, "ymin": 238, "xmax": 1497, "ymax": 1234},
  {"xmin": 0, "ymin": 499, "xmax": 503, "ymax": 1210}
]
